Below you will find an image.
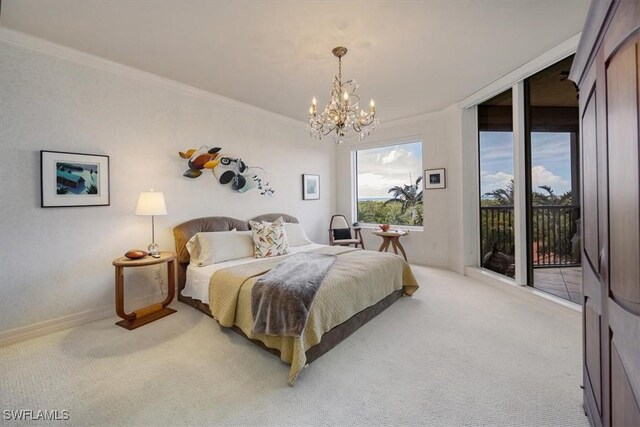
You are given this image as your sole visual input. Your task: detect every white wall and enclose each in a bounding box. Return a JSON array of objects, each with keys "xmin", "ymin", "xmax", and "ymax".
[
  {"xmin": 0, "ymin": 38, "xmax": 335, "ymax": 332},
  {"xmin": 335, "ymin": 104, "xmax": 466, "ymax": 272}
]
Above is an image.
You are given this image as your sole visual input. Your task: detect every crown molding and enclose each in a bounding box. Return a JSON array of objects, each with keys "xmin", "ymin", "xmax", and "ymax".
[
  {"xmin": 0, "ymin": 27, "xmax": 307, "ymax": 129},
  {"xmin": 377, "ymin": 102, "xmax": 461, "ymax": 129}
]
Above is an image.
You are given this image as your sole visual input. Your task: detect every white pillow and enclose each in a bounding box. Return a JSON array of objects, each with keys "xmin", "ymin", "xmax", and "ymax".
[
  {"xmin": 257, "ymin": 221, "xmax": 313, "ymax": 247},
  {"xmin": 283, "ymin": 223, "xmax": 313, "ymax": 247},
  {"xmin": 186, "ymin": 230, "xmax": 254, "ymax": 266}
]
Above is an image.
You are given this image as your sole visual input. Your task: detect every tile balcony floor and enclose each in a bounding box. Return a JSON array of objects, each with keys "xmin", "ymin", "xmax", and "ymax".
[{"xmin": 533, "ymin": 267, "xmax": 582, "ymax": 304}]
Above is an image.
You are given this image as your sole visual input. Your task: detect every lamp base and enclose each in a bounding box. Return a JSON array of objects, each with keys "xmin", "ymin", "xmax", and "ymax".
[{"xmin": 148, "ymin": 242, "xmax": 160, "ymax": 258}]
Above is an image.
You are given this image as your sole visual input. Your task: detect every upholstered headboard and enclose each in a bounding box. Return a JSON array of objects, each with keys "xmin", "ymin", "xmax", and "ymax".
[
  {"xmin": 249, "ymin": 213, "xmax": 299, "ymax": 225},
  {"xmin": 172, "ymin": 213, "xmax": 299, "ymax": 294}
]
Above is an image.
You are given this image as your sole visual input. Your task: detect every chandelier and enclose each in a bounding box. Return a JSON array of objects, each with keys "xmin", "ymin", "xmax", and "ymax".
[{"xmin": 308, "ymin": 47, "xmax": 378, "ymax": 144}]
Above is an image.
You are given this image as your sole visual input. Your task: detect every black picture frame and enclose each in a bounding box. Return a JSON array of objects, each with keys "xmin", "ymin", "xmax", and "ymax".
[{"xmin": 41, "ymin": 150, "xmax": 110, "ymax": 207}]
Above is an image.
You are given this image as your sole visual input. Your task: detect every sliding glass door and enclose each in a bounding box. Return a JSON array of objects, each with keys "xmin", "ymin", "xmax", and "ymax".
[
  {"xmin": 476, "ymin": 55, "xmax": 581, "ymax": 303},
  {"xmin": 478, "ymin": 89, "xmax": 515, "ymax": 279},
  {"xmin": 525, "ymin": 55, "xmax": 581, "ymax": 302}
]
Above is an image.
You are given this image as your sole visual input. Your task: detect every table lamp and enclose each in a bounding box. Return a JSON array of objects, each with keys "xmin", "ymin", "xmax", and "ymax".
[{"xmin": 135, "ymin": 189, "xmax": 167, "ymax": 258}]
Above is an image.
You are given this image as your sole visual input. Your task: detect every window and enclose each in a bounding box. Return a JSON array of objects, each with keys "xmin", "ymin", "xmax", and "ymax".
[{"xmin": 355, "ymin": 141, "xmax": 423, "ymax": 227}]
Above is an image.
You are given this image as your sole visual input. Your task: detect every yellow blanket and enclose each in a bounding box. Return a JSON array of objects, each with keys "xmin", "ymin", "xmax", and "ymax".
[{"xmin": 209, "ymin": 246, "xmax": 419, "ymax": 385}]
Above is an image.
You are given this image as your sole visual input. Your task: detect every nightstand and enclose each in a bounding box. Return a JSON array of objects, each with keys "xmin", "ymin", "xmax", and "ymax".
[{"xmin": 112, "ymin": 251, "xmax": 176, "ymax": 330}]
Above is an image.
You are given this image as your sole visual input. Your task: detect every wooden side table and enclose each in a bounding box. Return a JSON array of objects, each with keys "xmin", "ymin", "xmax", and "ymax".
[
  {"xmin": 112, "ymin": 251, "xmax": 176, "ymax": 330},
  {"xmin": 372, "ymin": 230, "xmax": 409, "ymax": 261}
]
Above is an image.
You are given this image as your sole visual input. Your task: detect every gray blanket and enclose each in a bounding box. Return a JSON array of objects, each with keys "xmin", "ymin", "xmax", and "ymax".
[{"xmin": 251, "ymin": 252, "xmax": 337, "ymax": 337}]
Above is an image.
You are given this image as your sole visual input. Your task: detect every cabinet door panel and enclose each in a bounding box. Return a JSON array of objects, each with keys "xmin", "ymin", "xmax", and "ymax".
[
  {"xmin": 606, "ymin": 40, "xmax": 640, "ymax": 308},
  {"xmin": 611, "ymin": 342, "xmax": 640, "ymax": 426},
  {"xmin": 609, "ymin": 299, "xmax": 640, "ymax": 421},
  {"xmin": 581, "ymin": 90, "xmax": 599, "ymax": 271},
  {"xmin": 585, "ymin": 298, "xmax": 602, "ymax": 414}
]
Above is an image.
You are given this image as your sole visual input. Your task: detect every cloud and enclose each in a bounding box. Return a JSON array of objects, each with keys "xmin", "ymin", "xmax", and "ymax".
[
  {"xmin": 531, "ymin": 165, "xmax": 570, "ymax": 193},
  {"xmin": 357, "ymin": 173, "xmax": 403, "ymax": 198},
  {"xmin": 480, "ymin": 171, "xmax": 514, "ymax": 195},
  {"xmin": 480, "ymin": 166, "xmax": 571, "ymax": 195},
  {"xmin": 380, "ymin": 149, "xmax": 401, "ymax": 164},
  {"xmin": 358, "ymin": 143, "xmax": 422, "ymax": 198}
]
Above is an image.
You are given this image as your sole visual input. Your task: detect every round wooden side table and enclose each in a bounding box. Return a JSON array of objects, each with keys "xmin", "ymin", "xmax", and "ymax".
[
  {"xmin": 112, "ymin": 251, "xmax": 176, "ymax": 330},
  {"xmin": 372, "ymin": 230, "xmax": 409, "ymax": 261}
]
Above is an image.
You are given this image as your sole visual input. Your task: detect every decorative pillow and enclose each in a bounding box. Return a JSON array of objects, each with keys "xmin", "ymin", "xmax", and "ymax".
[
  {"xmin": 249, "ymin": 217, "xmax": 289, "ymax": 258},
  {"xmin": 186, "ymin": 230, "xmax": 254, "ymax": 266},
  {"xmin": 283, "ymin": 223, "xmax": 313, "ymax": 247},
  {"xmin": 333, "ymin": 228, "xmax": 352, "ymax": 240}
]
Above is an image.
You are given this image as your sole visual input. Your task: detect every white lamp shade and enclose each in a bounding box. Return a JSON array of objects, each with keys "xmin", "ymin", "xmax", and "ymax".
[{"xmin": 135, "ymin": 191, "xmax": 167, "ymax": 216}]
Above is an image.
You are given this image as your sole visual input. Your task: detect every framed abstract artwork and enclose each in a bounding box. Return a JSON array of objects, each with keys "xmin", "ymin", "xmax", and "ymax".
[
  {"xmin": 424, "ymin": 168, "xmax": 446, "ymax": 190},
  {"xmin": 302, "ymin": 174, "xmax": 320, "ymax": 200},
  {"xmin": 41, "ymin": 150, "xmax": 110, "ymax": 207}
]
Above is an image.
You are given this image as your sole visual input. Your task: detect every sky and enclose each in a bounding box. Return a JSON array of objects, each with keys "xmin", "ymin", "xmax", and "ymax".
[
  {"xmin": 479, "ymin": 131, "xmax": 573, "ymax": 197},
  {"xmin": 357, "ymin": 141, "xmax": 422, "ymax": 199}
]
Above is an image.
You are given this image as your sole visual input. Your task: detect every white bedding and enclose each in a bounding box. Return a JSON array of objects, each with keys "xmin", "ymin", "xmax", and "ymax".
[{"xmin": 182, "ymin": 243, "xmax": 326, "ymax": 303}]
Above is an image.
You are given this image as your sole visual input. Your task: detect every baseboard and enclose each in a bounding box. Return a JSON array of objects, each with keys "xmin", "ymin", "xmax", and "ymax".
[
  {"xmin": 465, "ymin": 266, "xmax": 581, "ymax": 315},
  {"xmin": 0, "ymin": 291, "xmax": 168, "ymax": 347}
]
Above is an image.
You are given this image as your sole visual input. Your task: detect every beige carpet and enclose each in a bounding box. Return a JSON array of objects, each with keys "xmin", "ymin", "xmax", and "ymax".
[{"xmin": 0, "ymin": 266, "xmax": 587, "ymax": 426}]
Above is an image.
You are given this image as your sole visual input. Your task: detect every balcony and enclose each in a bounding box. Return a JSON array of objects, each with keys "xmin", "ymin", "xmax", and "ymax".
[{"xmin": 480, "ymin": 205, "xmax": 581, "ymax": 302}]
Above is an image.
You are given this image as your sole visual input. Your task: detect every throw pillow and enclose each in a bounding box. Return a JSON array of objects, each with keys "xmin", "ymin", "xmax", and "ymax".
[
  {"xmin": 333, "ymin": 228, "xmax": 352, "ymax": 240},
  {"xmin": 249, "ymin": 217, "xmax": 290, "ymax": 258}
]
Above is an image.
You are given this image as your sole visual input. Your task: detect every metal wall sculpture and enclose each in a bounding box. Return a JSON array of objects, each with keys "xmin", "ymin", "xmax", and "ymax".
[{"xmin": 179, "ymin": 146, "xmax": 274, "ymax": 196}]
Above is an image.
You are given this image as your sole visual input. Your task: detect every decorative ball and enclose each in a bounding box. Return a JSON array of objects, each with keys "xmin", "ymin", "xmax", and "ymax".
[{"xmin": 124, "ymin": 249, "xmax": 148, "ymax": 260}]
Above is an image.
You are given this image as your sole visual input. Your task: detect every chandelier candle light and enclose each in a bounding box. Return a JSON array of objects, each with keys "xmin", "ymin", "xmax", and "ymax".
[{"xmin": 309, "ymin": 46, "xmax": 378, "ymax": 144}]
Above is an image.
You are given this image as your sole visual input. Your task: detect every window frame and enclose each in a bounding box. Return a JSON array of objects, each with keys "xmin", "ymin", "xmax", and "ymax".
[
  {"xmin": 463, "ymin": 37, "xmax": 579, "ymax": 287},
  {"xmin": 351, "ymin": 138, "xmax": 424, "ymax": 230}
]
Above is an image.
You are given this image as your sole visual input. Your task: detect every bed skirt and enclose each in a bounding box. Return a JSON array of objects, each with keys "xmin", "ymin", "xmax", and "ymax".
[{"xmin": 177, "ymin": 288, "xmax": 404, "ymax": 364}]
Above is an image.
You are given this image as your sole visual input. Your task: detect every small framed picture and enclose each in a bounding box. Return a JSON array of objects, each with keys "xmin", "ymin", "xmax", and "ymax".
[
  {"xmin": 41, "ymin": 150, "xmax": 110, "ymax": 207},
  {"xmin": 302, "ymin": 174, "xmax": 320, "ymax": 200},
  {"xmin": 424, "ymin": 168, "xmax": 446, "ymax": 190}
]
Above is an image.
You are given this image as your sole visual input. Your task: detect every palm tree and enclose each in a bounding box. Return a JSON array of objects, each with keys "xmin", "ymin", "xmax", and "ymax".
[
  {"xmin": 385, "ymin": 176, "xmax": 423, "ymax": 225},
  {"xmin": 534, "ymin": 185, "xmax": 572, "ymax": 205},
  {"xmin": 485, "ymin": 181, "xmax": 573, "ymax": 206},
  {"xmin": 483, "ymin": 180, "xmax": 514, "ymax": 206}
]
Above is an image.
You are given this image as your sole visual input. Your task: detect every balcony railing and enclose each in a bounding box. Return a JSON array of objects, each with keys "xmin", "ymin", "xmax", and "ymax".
[{"xmin": 480, "ymin": 205, "xmax": 581, "ymax": 268}]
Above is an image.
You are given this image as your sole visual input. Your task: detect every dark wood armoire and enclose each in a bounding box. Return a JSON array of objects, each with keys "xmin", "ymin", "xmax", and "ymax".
[{"xmin": 569, "ymin": 0, "xmax": 640, "ymax": 426}]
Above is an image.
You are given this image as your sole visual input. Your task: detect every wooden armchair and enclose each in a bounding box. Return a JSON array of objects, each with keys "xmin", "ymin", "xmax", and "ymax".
[{"xmin": 328, "ymin": 214, "xmax": 365, "ymax": 249}]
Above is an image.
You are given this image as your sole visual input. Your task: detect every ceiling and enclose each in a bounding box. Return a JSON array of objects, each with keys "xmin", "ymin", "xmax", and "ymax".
[{"xmin": 0, "ymin": 0, "xmax": 590, "ymax": 123}]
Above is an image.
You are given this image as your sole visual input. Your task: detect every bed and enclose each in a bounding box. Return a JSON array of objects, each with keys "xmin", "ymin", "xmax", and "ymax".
[{"xmin": 173, "ymin": 213, "xmax": 419, "ymax": 384}]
